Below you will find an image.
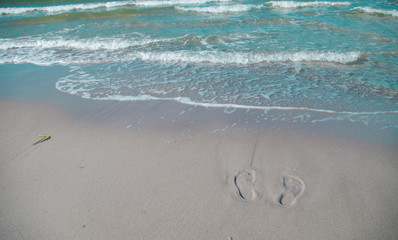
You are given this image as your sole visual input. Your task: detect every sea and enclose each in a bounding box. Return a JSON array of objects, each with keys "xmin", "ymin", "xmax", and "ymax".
[{"xmin": 0, "ymin": 0, "xmax": 397, "ymax": 130}]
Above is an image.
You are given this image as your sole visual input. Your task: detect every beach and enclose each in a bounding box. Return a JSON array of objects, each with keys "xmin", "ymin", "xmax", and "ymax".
[
  {"xmin": 1, "ymin": 0, "xmax": 398, "ymax": 239},
  {"xmin": 1, "ymin": 95, "xmax": 397, "ymax": 240}
]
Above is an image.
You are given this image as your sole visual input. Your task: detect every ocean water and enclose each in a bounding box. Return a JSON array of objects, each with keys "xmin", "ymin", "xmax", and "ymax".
[{"xmin": 0, "ymin": 0, "xmax": 397, "ymax": 129}]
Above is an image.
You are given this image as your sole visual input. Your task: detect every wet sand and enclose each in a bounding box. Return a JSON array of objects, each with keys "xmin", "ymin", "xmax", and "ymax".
[{"xmin": 1, "ymin": 99, "xmax": 397, "ymax": 240}]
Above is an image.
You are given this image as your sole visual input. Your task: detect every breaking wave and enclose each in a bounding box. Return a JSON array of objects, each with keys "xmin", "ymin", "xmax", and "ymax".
[
  {"xmin": 175, "ymin": 4, "xmax": 263, "ymax": 13},
  {"xmin": 0, "ymin": 38, "xmax": 364, "ymax": 65},
  {"xmin": 267, "ymin": 1, "xmax": 351, "ymax": 8},
  {"xmin": 0, "ymin": 1, "xmax": 133, "ymax": 15},
  {"xmin": 0, "ymin": 36, "xmax": 172, "ymax": 50},
  {"xmin": 133, "ymin": 0, "xmax": 231, "ymax": 7},
  {"xmin": 353, "ymin": 7, "xmax": 398, "ymax": 18},
  {"xmin": 133, "ymin": 50, "xmax": 363, "ymax": 64}
]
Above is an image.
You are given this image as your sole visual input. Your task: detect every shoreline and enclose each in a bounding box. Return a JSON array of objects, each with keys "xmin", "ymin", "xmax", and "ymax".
[
  {"xmin": 24, "ymin": 95, "xmax": 398, "ymax": 147},
  {"xmin": 1, "ymin": 63, "xmax": 397, "ymax": 146},
  {"xmin": 1, "ymin": 98, "xmax": 398, "ymax": 239}
]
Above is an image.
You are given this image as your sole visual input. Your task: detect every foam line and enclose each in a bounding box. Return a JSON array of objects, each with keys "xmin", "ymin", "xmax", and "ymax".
[{"xmin": 54, "ymin": 88, "xmax": 398, "ymax": 116}]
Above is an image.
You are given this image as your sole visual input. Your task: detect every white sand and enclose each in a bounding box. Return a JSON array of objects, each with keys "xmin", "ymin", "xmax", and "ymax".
[{"xmin": 1, "ymin": 99, "xmax": 397, "ymax": 240}]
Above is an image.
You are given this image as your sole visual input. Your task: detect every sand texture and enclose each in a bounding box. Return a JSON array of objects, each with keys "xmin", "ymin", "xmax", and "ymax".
[{"xmin": 1, "ymin": 99, "xmax": 397, "ymax": 240}]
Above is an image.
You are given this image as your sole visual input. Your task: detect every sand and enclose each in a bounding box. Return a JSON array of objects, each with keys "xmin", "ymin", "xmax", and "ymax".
[{"xmin": 1, "ymin": 99, "xmax": 398, "ymax": 240}]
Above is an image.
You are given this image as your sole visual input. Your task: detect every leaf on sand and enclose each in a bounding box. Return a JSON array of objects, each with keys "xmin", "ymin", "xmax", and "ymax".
[{"xmin": 33, "ymin": 135, "xmax": 51, "ymax": 145}]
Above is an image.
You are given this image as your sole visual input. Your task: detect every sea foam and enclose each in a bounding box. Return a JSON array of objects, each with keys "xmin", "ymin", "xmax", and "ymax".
[
  {"xmin": 0, "ymin": 37, "xmax": 168, "ymax": 51},
  {"xmin": 134, "ymin": 50, "xmax": 363, "ymax": 64},
  {"xmin": 0, "ymin": 43, "xmax": 364, "ymax": 65},
  {"xmin": 0, "ymin": 36, "xmax": 363, "ymax": 65}
]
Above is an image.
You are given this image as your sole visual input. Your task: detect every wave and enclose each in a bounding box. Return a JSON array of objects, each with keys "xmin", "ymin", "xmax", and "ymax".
[
  {"xmin": 0, "ymin": 36, "xmax": 171, "ymax": 50},
  {"xmin": 353, "ymin": 7, "xmax": 398, "ymax": 18},
  {"xmin": 133, "ymin": 0, "xmax": 231, "ymax": 7},
  {"xmin": 175, "ymin": 4, "xmax": 263, "ymax": 13},
  {"xmin": 0, "ymin": 36, "xmax": 364, "ymax": 65},
  {"xmin": 267, "ymin": 1, "xmax": 351, "ymax": 8},
  {"xmin": 0, "ymin": 33, "xmax": 261, "ymax": 51},
  {"xmin": 2, "ymin": 8, "xmax": 143, "ymax": 25},
  {"xmin": 133, "ymin": 50, "xmax": 363, "ymax": 64},
  {"xmin": 0, "ymin": 45, "xmax": 364, "ymax": 66},
  {"xmin": 0, "ymin": 1, "xmax": 133, "ymax": 15}
]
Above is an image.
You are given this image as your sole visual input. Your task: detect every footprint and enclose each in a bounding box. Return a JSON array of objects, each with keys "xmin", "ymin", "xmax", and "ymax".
[
  {"xmin": 278, "ymin": 175, "xmax": 305, "ymax": 207},
  {"xmin": 234, "ymin": 169, "xmax": 259, "ymax": 201}
]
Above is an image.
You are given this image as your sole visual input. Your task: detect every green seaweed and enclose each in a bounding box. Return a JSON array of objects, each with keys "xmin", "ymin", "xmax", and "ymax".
[{"xmin": 33, "ymin": 135, "xmax": 51, "ymax": 145}]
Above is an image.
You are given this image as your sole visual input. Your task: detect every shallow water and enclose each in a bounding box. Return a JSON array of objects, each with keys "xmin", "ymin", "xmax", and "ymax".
[{"xmin": 0, "ymin": 0, "xmax": 397, "ymax": 129}]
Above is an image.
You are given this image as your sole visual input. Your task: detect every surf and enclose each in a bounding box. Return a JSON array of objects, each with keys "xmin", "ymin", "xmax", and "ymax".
[
  {"xmin": 267, "ymin": 1, "xmax": 351, "ymax": 8},
  {"xmin": 134, "ymin": 0, "xmax": 232, "ymax": 7},
  {"xmin": 175, "ymin": 4, "xmax": 263, "ymax": 14},
  {"xmin": 353, "ymin": 7, "xmax": 398, "ymax": 18},
  {"xmin": 0, "ymin": 1, "xmax": 133, "ymax": 16}
]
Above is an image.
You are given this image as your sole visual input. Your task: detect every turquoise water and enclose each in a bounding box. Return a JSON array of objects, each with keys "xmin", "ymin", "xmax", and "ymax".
[{"xmin": 0, "ymin": 0, "xmax": 397, "ymax": 128}]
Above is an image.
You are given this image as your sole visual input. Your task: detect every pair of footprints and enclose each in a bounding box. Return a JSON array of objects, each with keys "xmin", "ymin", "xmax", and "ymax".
[{"xmin": 234, "ymin": 169, "xmax": 305, "ymax": 207}]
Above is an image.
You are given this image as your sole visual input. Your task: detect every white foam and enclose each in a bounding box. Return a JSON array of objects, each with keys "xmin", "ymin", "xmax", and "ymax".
[
  {"xmin": 0, "ymin": 1, "xmax": 132, "ymax": 15},
  {"xmin": 0, "ymin": 46, "xmax": 364, "ymax": 65},
  {"xmin": 133, "ymin": 50, "xmax": 363, "ymax": 64},
  {"xmin": 0, "ymin": 36, "xmax": 364, "ymax": 65},
  {"xmin": 175, "ymin": 4, "xmax": 263, "ymax": 13},
  {"xmin": 353, "ymin": 7, "xmax": 398, "ymax": 18},
  {"xmin": 267, "ymin": 1, "xmax": 350, "ymax": 8},
  {"xmin": 0, "ymin": 35, "xmax": 364, "ymax": 65},
  {"xmin": 134, "ymin": 0, "xmax": 231, "ymax": 7},
  {"xmin": 0, "ymin": 38, "xmax": 127, "ymax": 50},
  {"xmin": 0, "ymin": 36, "xmax": 172, "ymax": 51}
]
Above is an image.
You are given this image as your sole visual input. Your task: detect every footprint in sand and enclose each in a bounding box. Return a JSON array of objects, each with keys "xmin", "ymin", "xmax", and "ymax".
[
  {"xmin": 278, "ymin": 175, "xmax": 305, "ymax": 207},
  {"xmin": 234, "ymin": 169, "xmax": 259, "ymax": 201}
]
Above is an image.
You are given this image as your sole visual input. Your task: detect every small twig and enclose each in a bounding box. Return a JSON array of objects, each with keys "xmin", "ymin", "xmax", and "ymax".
[{"xmin": 250, "ymin": 140, "xmax": 258, "ymax": 168}]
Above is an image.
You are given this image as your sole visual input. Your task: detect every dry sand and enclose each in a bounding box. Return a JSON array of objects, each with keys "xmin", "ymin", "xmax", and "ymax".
[{"xmin": 1, "ymin": 99, "xmax": 397, "ymax": 240}]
